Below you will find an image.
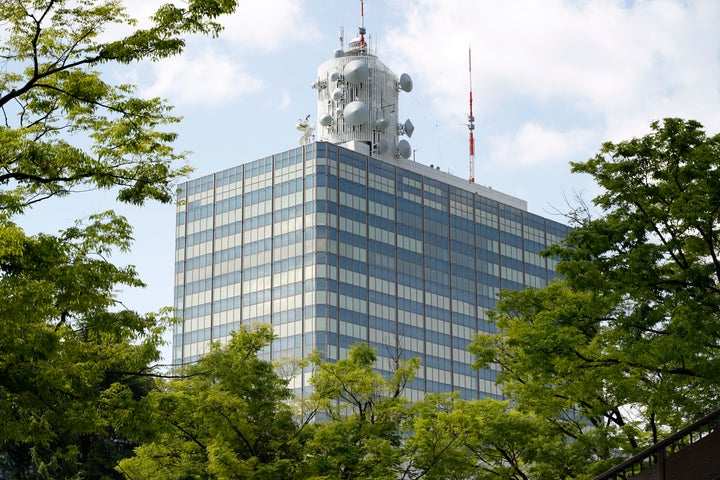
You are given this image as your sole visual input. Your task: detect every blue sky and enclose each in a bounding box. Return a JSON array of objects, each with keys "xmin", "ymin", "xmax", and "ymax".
[{"xmin": 34, "ymin": 0, "xmax": 720, "ymax": 361}]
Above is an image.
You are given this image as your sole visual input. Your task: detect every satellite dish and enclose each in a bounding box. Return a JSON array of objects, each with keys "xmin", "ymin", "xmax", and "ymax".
[
  {"xmin": 376, "ymin": 117, "xmax": 389, "ymax": 131},
  {"xmin": 396, "ymin": 139, "xmax": 411, "ymax": 159},
  {"xmin": 332, "ymin": 88, "xmax": 343, "ymax": 101},
  {"xmin": 404, "ymin": 119, "xmax": 415, "ymax": 138},
  {"xmin": 329, "ymin": 70, "xmax": 339, "ymax": 82},
  {"xmin": 344, "ymin": 59, "xmax": 369, "ymax": 84},
  {"xmin": 320, "ymin": 114, "xmax": 333, "ymax": 127},
  {"xmin": 335, "ymin": 107, "xmax": 343, "ymax": 116},
  {"xmin": 375, "ymin": 139, "xmax": 388, "ymax": 154},
  {"xmin": 343, "ymin": 101, "xmax": 369, "ymax": 126},
  {"xmin": 399, "ymin": 73, "xmax": 413, "ymax": 92},
  {"xmin": 333, "ymin": 48, "xmax": 344, "ymax": 58}
]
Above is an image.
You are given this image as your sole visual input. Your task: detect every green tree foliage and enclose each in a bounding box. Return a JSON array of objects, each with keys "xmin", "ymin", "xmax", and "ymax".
[
  {"xmin": 117, "ymin": 325, "xmax": 307, "ymax": 479},
  {"xmin": 406, "ymin": 394, "xmax": 579, "ymax": 480},
  {"xmin": 0, "ymin": 211, "xmax": 168, "ymax": 479},
  {"xmin": 562, "ymin": 118, "xmax": 720, "ymax": 426},
  {"xmin": 471, "ymin": 118, "xmax": 720, "ymax": 477},
  {"xmin": 120, "ymin": 337, "xmax": 479, "ymax": 480},
  {"xmin": 299, "ymin": 343, "xmax": 420, "ymax": 480},
  {"xmin": 303, "ymin": 345, "xmax": 575, "ymax": 480},
  {"xmin": 0, "ymin": 0, "xmax": 238, "ymax": 477},
  {"xmin": 401, "ymin": 393, "xmax": 470, "ymax": 480},
  {"xmin": 472, "ymin": 283, "xmax": 636, "ymax": 477},
  {"xmin": 454, "ymin": 399, "xmax": 574, "ymax": 480}
]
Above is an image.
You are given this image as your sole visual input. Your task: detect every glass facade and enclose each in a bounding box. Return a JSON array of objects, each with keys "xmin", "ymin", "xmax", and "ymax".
[{"xmin": 174, "ymin": 142, "xmax": 568, "ymax": 400}]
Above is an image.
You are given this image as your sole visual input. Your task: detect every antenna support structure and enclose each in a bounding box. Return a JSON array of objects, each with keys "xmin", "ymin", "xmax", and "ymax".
[{"xmin": 467, "ymin": 45, "xmax": 475, "ymax": 183}]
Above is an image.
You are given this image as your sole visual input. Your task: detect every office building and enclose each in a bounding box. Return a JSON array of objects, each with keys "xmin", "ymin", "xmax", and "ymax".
[{"xmin": 173, "ymin": 22, "xmax": 568, "ymax": 400}]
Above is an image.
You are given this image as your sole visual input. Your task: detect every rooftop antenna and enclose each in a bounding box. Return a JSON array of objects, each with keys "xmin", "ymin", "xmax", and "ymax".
[
  {"xmin": 339, "ymin": 26, "xmax": 345, "ymax": 50},
  {"xmin": 467, "ymin": 45, "xmax": 475, "ymax": 183},
  {"xmin": 359, "ymin": 0, "xmax": 367, "ymax": 52}
]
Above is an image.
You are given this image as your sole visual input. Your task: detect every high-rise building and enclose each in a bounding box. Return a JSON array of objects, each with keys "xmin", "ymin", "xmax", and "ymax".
[{"xmin": 173, "ymin": 17, "xmax": 568, "ymax": 401}]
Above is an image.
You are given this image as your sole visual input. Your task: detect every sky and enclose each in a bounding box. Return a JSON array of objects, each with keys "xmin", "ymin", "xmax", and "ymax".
[{"xmin": 25, "ymin": 0, "xmax": 720, "ymax": 362}]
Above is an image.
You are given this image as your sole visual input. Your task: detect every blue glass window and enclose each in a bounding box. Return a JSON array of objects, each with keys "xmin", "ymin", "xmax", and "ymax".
[
  {"xmin": 244, "ymin": 156, "xmax": 272, "ymax": 178},
  {"xmin": 368, "ymin": 188, "xmax": 394, "ymax": 206},
  {"xmin": 339, "ymin": 205, "xmax": 366, "ymax": 224},
  {"xmin": 339, "ymin": 178, "xmax": 367, "ymax": 197},
  {"xmin": 215, "ymin": 195, "xmax": 242, "ymax": 215},
  {"xmin": 339, "ymin": 256, "xmax": 367, "ymax": 274},
  {"xmin": 244, "ymin": 186, "xmax": 272, "ymax": 205},
  {"xmin": 339, "ymin": 231, "xmax": 367, "ymax": 248}
]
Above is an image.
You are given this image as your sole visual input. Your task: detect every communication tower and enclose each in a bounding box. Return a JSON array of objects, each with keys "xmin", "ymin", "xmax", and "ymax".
[
  {"xmin": 311, "ymin": 1, "xmax": 414, "ymax": 160},
  {"xmin": 468, "ymin": 46, "xmax": 475, "ymax": 183}
]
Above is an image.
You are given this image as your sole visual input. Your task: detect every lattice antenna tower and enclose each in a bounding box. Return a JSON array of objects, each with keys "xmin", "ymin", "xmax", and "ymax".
[
  {"xmin": 359, "ymin": 0, "xmax": 367, "ymax": 51},
  {"xmin": 468, "ymin": 45, "xmax": 475, "ymax": 183}
]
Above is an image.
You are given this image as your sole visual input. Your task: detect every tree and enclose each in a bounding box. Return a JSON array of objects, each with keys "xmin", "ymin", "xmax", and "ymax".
[
  {"xmin": 404, "ymin": 392, "xmax": 586, "ymax": 480},
  {"xmin": 471, "ymin": 118, "xmax": 720, "ymax": 477},
  {"xmin": 0, "ymin": 211, "xmax": 169, "ymax": 479},
  {"xmin": 298, "ymin": 343, "xmax": 420, "ymax": 480},
  {"xmin": 452, "ymin": 399, "xmax": 576, "ymax": 480},
  {"xmin": 117, "ymin": 325, "xmax": 307, "ymax": 480},
  {"xmin": 0, "ymin": 1, "xmax": 239, "ymax": 477},
  {"xmin": 400, "ymin": 392, "xmax": 471, "ymax": 480},
  {"xmin": 471, "ymin": 282, "xmax": 639, "ymax": 477},
  {"xmin": 558, "ymin": 117, "xmax": 720, "ymax": 430}
]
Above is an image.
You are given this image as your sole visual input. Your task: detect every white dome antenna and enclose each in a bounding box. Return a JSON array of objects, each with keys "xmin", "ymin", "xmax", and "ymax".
[
  {"xmin": 343, "ymin": 101, "xmax": 369, "ymax": 126},
  {"xmin": 344, "ymin": 60, "xmax": 369, "ymax": 84}
]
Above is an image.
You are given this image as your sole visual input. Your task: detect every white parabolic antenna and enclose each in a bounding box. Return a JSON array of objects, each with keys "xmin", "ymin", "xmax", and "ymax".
[
  {"xmin": 319, "ymin": 114, "xmax": 333, "ymax": 126},
  {"xmin": 343, "ymin": 101, "xmax": 369, "ymax": 126},
  {"xmin": 344, "ymin": 59, "xmax": 369, "ymax": 84},
  {"xmin": 396, "ymin": 139, "xmax": 411, "ymax": 159},
  {"xmin": 399, "ymin": 73, "xmax": 413, "ymax": 92},
  {"xmin": 376, "ymin": 138, "xmax": 388, "ymax": 153}
]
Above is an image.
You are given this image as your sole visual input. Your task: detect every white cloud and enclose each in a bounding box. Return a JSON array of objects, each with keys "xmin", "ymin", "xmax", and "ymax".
[
  {"xmin": 488, "ymin": 122, "xmax": 595, "ymax": 167},
  {"xmin": 218, "ymin": 0, "xmax": 320, "ymax": 51},
  {"xmin": 108, "ymin": 0, "xmax": 320, "ymax": 106},
  {"xmin": 143, "ymin": 49, "xmax": 264, "ymax": 105},
  {"xmin": 104, "ymin": 0, "xmax": 319, "ymax": 51},
  {"xmin": 385, "ymin": 0, "xmax": 720, "ymax": 157}
]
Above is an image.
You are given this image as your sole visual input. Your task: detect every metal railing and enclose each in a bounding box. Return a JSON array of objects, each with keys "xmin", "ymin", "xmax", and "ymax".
[{"xmin": 594, "ymin": 407, "xmax": 720, "ymax": 480}]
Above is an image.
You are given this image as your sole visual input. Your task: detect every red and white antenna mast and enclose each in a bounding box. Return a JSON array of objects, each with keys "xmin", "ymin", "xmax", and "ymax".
[
  {"xmin": 359, "ymin": 0, "xmax": 367, "ymax": 52},
  {"xmin": 468, "ymin": 45, "xmax": 475, "ymax": 183}
]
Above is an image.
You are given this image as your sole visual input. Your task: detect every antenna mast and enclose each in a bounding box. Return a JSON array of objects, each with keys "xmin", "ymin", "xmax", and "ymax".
[
  {"xmin": 468, "ymin": 45, "xmax": 475, "ymax": 183},
  {"xmin": 359, "ymin": 0, "xmax": 367, "ymax": 51}
]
